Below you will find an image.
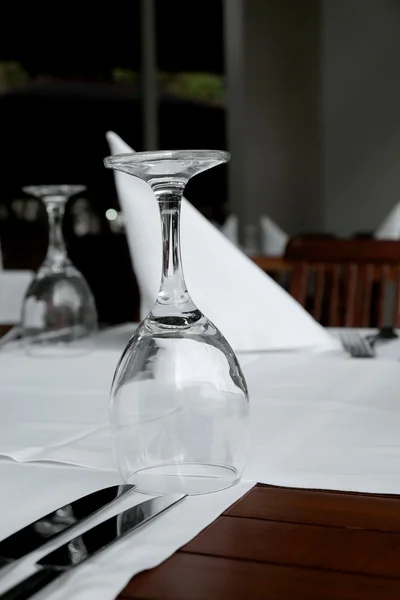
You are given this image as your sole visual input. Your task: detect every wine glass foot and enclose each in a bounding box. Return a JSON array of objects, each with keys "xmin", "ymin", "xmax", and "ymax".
[{"xmin": 126, "ymin": 463, "xmax": 240, "ymax": 495}]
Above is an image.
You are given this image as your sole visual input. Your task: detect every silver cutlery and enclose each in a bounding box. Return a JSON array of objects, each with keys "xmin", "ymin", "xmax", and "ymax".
[
  {"xmin": 0, "ymin": 484, "xmax": 135, "ymax": 571},
  {"xmin": 0, "ymin": 493, "xmax": 186, "ymax": 600},
  {"xmin": 339, "ymin": 330, "xmax": 376, "ymax": 358}
]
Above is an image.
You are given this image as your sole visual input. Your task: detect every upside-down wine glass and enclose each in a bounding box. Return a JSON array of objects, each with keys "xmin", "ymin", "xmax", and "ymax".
[
  {"xmin": 104, "ymin": 150, "xmax": 249, "ymax": 495},
  {"xmin": 21, "ymin": 185, "xmax": 98, "ymax": 356}
]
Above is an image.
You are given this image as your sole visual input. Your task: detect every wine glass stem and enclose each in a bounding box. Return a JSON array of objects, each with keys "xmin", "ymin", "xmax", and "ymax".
[
  {"xmin": 153, "ymin": 190, "xmax": 196, "ymax": 315},
  {"xmin": 44, "ymin": 199, "xmax": 68, "ymax": 267}
]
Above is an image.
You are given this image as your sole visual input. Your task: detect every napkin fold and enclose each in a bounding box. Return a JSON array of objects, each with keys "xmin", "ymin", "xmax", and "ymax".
[
  {"xmin": 106, "ymin": 131, "xmax": 337, "ymax": 353},
  {"xmin": 375, "ymin": 202, "xmax": 400, "ymax": 239},
  {"xmin": 260, "ymin": 215, "xmax": 288, "ymax": 256}
]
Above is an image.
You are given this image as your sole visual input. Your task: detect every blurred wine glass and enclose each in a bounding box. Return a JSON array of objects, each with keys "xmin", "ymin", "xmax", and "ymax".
[{"xmin": 21, "ymin": 185, "xmax": 98, "ymax": 356}]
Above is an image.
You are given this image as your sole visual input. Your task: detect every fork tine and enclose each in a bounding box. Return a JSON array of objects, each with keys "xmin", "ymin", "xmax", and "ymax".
[{"xmin": 339, "ymin": 330, "xmax": 375, "ymax": 358}]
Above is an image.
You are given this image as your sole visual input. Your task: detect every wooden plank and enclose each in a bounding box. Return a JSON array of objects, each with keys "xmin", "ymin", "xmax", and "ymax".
[
  {"xmin": 120, "ymin": 552, "xmax": 400, "ymax": 600},
  {"xmin": 313, "ymin": 264, "xmax": 325, "ymax": 322},
  {"xmin": 377, "ymin": 265, "xmax": 391, "ymax": 328},
  {"xmin": 328, "ymin": 264, "xmax": 341, "ymax": 326},
  {"xmin": 359, "ymin": 264, "xmax": 374, "ymax": 327},
  {"xmin": 181, "ymin": 515, "xmax": 400, "ymax": 578},
  {"xmin": 392, "ymin": 267, "xmax": 400, "ymax": 327},
  {"xmin": 344, "ymin": 264, "xmax": 358, "ymax": 326},
  {"xmin": 285, "ymin": 239, "xmax": 400, "ymax": 264},
  {"xmin": 225, "ymin": 485, "xmax": 400, "ymax": 532},
  {"xmin": 289, "ymin": 263, "xmax": 309, "ymax": 305},
  {"xmin": 251, "ymin": 256, "xmax": 292, "ymax": 274}
]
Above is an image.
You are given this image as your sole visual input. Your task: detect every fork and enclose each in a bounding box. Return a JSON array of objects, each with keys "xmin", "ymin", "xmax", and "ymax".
[{"xmin": 339, "ymin": 330, "xmax": 376, "ymax": 358}]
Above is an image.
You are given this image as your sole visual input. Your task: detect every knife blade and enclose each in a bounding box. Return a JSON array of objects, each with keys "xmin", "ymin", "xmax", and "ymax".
[
  {"xmin": 0, "ymin": 484, "xmax": 135, "ymax": 569},
  {"xmin": 0, "ymin": 493, "xmax": 186, "ymax": 600}
]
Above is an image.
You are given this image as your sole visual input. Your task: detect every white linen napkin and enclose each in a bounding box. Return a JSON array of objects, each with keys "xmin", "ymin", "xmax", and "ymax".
[
  {"xmin": 243, "ymin": 353, "xmax": 400, "ymax": 494},
  {"xmin": 6, "ymin": 328, "xmax": 400, "ymax": 497},
  {"xmin": 106, "ymin": 131, "xmax": 337, "ymax": 353},
  {"xmin": 0, "ymin": 270, "xmax": 33, "ymax": 324},
  {"xmin": 260, "ymin": 215, "xmax": 288, "ymax": 256},
  {"xmin": 45, "ymin": 354, "xmax": 400, "ymax": 494},
  {"xmin": 10, "ymin": 351, "xmax": 400, "ymax": 496},
  {"xmin": 375, "ymin": 202, "xmax": 400, "ymax": 239},
  {"xmin": 0, "ymin": 326, "xmax": 139, "ymax": 468},
  {"xmin": 220, "ymin": 213, "xmax": 238, "ymax": 245},
  {"xmin": 0, "ymin": 347, "xmax": 120, "ymax": 465},
  {"xmin": 0, "ymin": 328, "xmax": 400, "ymax": 493}
]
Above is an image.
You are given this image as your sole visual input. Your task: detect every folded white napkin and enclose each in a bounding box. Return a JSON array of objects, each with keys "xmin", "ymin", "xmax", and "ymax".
[
  {"xmin": 260, "ymin": 215, "xmax": 288, "ymax": 256},
  {"xmin": 0, "ymin": 270, "xmax": 33, "ymax": 324},
  {"xmin": 220, "ymin": 213, "xmax": 238, "ymax": 245},
  {"xmin": 106, "ymin": 132, "xmax": 337, "ymax": 353},
  {"xmin": 375, "ymin": 203, "xmax": 400, "ymax": 239}
]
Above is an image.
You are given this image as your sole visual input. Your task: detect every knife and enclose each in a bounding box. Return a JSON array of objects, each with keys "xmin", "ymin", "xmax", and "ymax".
[
  {"xmin": 0, "ymin": 493, "xmax": 186, "ymax": 600},
  {"xmin": 0, "ymin": 484, "xmax": 135, "ymax": 570}
]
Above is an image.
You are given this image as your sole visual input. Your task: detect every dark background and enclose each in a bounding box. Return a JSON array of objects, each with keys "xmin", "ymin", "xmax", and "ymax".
[{"xmin": 0, "ymin": 1, "xmax": 226, "ymax": 324}]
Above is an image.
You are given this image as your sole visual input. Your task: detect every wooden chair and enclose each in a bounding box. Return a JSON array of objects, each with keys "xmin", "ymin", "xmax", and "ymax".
[{"xmin": 285, "ymin": 238, "xmax": 400, "ymax": 327}]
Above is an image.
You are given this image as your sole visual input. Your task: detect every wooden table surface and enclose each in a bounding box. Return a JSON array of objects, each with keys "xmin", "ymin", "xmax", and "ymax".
[{"xmin": 118, "ymin": 483, "xmax": 400, "ymax": 599}]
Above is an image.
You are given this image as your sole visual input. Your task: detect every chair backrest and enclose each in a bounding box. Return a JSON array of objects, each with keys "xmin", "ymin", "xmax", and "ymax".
[{"xmin": 285, "ymin": 238, "xmax": 400, "ymax": 327}]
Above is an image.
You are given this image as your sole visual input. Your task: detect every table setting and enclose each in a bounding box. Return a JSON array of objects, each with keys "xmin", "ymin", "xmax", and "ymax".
[{"xmin": 1, "ymin": 133, "xmax": 400, "ymax": 598}]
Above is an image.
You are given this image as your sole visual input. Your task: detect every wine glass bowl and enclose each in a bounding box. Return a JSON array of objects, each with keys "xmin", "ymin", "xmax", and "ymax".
[{"xmin": 105, "ymin": 150, "xmax": 249, "ymax": 495}]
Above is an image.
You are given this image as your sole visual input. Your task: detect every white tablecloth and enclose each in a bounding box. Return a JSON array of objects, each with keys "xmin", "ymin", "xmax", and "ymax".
[{"xmin": 1, "ymin": 325, "xmax": 400, "ymax": 598}]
